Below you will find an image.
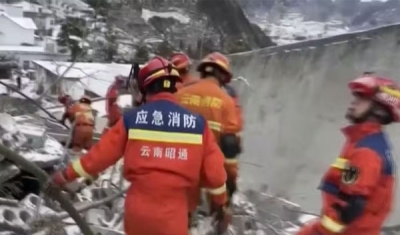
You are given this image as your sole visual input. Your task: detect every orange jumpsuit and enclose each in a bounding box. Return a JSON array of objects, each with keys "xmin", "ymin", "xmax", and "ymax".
[
  {"xmin": 103, "ymin": 83, "xmax": 122, "ymax": 134},
  {"xmin": 62, "ymin": 93, "xmax": 227, "ymax": 235},
  {"xmin": 297, "ymin": 122, "xmax": 395, "ymax": 235},
  {"xmin": 176, "ymin": 74, "xmax": 198, "ymax": 90},
  {"xmin": 62, "ymin": 102, "xmax": 95, "ymax": 151},
  {"xmin": 176, "ymin": 78, "xmax": 241, "ymax": 211}
]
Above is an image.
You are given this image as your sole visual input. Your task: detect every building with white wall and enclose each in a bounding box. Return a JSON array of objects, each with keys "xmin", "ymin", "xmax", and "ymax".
[
  {"xmin": 0, "ymin": 46, "xmax": 69, "ymax": 69},
  {"xmin": 0, "ymin": 11, "xmax": 37, "ymax": 45},
  {"xmin": 32, "ymin": 61, "xmax": 132, "ymax": 100},
  {"xmin": 10, "ymin": 1, "xmax": 54, "ymax": 33}
]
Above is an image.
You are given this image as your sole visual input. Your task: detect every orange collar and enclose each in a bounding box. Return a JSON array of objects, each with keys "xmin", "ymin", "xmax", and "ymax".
[
  {"xmin": 146, "ymin": 92, "xmax": 178, "ymax": 103},
  {"xmin": 200, "ymin": 77, "xmax": 220, "ymax": 86},
  {"xmin": 341, "ymin": 121, "xmax": 382, "ymax": 142}
]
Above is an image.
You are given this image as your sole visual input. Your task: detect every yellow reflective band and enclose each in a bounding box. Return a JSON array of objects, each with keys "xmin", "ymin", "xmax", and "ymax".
[
  {"xmin": 145, "ymin": 68, "xmax": 180, "ymax": 81},
  {"xmin": 331, "ymin": 157, "xmax": 348, "ymax": 169},
  {"xmin": 215, "ymin": 59, "xmax": 229, "ymax": 70},
  {"xmin": 207, "ymin": 184, "xmax": 226, "ymax": 195},
  {"xmin": 129, "ymin": 129, "xmax": 202, "ymax": 144},
  {"xmin": 225, "ymin": 159, "xmax": 238, "ymax": 164},
  {"xmin": 380, "ymin": 86, "xmax": 400, "ymax": 98},
  {"xmin": 72, "ymin": 160, "xmax": 93, "ymax": 180},
  {"xmin": 208, "ymin": 121, "xmax": 221, "ymax": 132},
  {"xmin": 321, "ymin": 215, "xmax": 345, "ymax": 233}
]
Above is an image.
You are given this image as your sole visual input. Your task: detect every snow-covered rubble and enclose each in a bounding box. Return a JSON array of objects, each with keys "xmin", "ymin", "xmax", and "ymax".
[{"xmin": 0, "ymin": 113, "xmax": 64, "ymax": 168}]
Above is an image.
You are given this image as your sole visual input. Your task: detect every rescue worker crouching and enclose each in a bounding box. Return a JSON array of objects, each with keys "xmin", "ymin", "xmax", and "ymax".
[
  {"xmin": 59, "ymin": 94, "xmax": 95, "ymax": 152},
  {"xmin": 51, "ymin": 56, "xmax": 229, "ymax": 235},
  {"xmin": 175, "ymin": 52, "xmax": 242, "ymax": 232},
  {"xmin": 170, "ymin": 52, "xmax": 198, "ymax": 89},
  {"xmin": 103, "ymin": 75, "xmax": 125, "ymax": 134},
  {"xmin": 297, "ymin": 75, "xmax": 398, "ymax": 235}
]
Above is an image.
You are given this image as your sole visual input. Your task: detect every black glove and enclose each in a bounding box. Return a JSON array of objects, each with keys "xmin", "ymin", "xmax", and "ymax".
[{"xmin": 213, "ymin": 206, "xmax": 232, "ymax": 235}]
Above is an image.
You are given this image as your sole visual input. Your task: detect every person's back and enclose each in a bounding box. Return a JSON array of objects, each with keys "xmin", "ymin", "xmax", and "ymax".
[
  {"xmin": 123, "ymin": 98, "xmax": 222, "ymax": 234},
  {"xmin": 176, "ymin": 53, "xmax": 241, "ymax": 233},
  {"xmin": 50, "ymin": 56, "xmax": 229, "ymax": 235},
  {"xmin": 177, "ymin": 78, "xmax": 238, "ymax": 140}
]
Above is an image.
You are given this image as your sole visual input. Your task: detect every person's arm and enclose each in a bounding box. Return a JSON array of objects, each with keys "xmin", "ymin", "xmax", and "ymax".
[
  {"xmin": 319, "ymin": 148, "xmax": 382, "ymax": 234},
  {"xmin": 200, "ymin": 122, "xmax": 227, "ymax": 206},
  {"xmin": 222, "ymin": 97, "xmax": 240, "ymax": 134},
  {"xmin": 63, "ymin": 119, "xmax": 127, "ymax": 181}
]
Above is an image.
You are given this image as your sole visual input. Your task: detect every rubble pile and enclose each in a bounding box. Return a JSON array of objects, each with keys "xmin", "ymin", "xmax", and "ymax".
[{"xmin": 0, "ymin": 112, "xmax": 399, "ymax": 235}]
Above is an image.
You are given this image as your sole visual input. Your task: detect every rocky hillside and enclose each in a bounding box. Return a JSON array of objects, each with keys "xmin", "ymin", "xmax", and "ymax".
[
  {"xmin": 238, "ymin": 0, "xmax": 400, "ymax": 45},
  {"xmin": 106, "ymin": 0, "xmax": 275, "ymax": 60}
]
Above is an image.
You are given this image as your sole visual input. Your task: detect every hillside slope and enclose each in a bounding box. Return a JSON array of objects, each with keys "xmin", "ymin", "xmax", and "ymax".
[{"xmin": 229, "ymin": 24, "xmax": 400, "ymax": 225}]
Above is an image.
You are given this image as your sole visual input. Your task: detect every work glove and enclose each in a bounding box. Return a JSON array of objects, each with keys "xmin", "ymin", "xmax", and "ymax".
[
  {"xmin": 213, "ymin": 206, "xmax": 232, "ymax": 235},
  {"xmin": 51, "ymin": 170, "xmax": 69, "ymax": 187}
]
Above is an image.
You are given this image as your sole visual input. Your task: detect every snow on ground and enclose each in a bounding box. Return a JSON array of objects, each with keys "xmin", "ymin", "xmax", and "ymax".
[
  {"xmin": 251, "ymin": 13, "xmax": 349, "ymax": 45},
  {"xmin": 32, "ymin": 60, "xmax": 132, "ymax": 97},
  {"xmin": 141, "ymin": 8, "xmax": 190, "ymax": 24},
  {"xmin": 11, "ymin": 81, "xmax": 38, "ymax": 99}
]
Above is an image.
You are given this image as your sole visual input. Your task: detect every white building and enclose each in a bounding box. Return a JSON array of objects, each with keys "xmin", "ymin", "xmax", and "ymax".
[
  {"xmin": 0, "ymin": 11, "xmax": 37, "ymax": 45},
  {"xmin": 32, "ymin": 60, "xmax": 132, "ymax": 100},
  {"xmin": 0, "ymin": 46, "xmax": 69, "ymax": 69},
  {"xmin": 10, "ymin": 1, "xmax": 54, "ymax": 33},
  {"xmin": 37, "ymin": 0, "xmax": 93, "ymax": 20}
]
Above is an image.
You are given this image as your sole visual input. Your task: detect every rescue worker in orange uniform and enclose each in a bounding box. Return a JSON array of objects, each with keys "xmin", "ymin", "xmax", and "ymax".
[
  {"xmin": 223, "ymin": 83, "xmax": 244, "ymax": 152},
  {"xmin": 59, "ymin": 95, "xmax": 95, "ymax": 152},
  {"xmin": 175, "ymin": 52, "xmax": 241, "ymax": 232},
  {"xmin": 170, "ymin": 52, "xmax": 198, "ymax": 89},
  {"xmin": 51, "ymin": 56, "xmax": 229, "ymax": 235},
  {"xmin": 297, "ymin": 75, "xmax": 398, "ymax": 235},
  {"xmin": 103, "ymin": 75, "xmax": 125, "ymax": 134}
]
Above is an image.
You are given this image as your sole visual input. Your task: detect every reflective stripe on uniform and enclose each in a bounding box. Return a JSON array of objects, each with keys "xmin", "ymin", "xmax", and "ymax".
[
  {"xmin": 207, "ymin": 183, "xmax": 226, "ymax": 195},
  {"xmin": 331, "ymin": 157, "xmax": 348, "ymax": 169},
  {"xmin": 208, "ymin": 121, "xmax": 221, "ymax": 132},
  {"xmin": 72, "ymin": 160, "xmax": 93, "ymax": 180},
  {"xmin": 321, "ymin": 215, "xmax": 345, "ymax": 233},
  {"xmin": 128, "ymin": 129, "xmax": 202, "ymax": 144},
  {"xmin": 225, "ymin": 158, "xmax": 238, "ymax": 164}
]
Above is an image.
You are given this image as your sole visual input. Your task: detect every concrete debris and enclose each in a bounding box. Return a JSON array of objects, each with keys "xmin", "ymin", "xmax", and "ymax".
[{"xmin": 0, "ymin": 113, "xmax": 398, "ymax": 235}]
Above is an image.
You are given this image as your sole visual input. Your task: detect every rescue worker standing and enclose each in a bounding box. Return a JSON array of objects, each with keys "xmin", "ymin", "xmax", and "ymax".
[
  {"xmin": 175, "ymin": 52, "xmax": 241, "ymax": 233},
  {"xmin": 103, "ymin": 75, "xmax": 125, "ymax": 134},
  {"xmin": 170, "ymin": 52, "xmax": 197, "ymax": 89},
  {"xmin": 297, "ymin": 75, "xmax": 398, "ymax": 235},
  {"xmin": 223, "ymin": 83, "xmax": 244, "ymax": 152},
  {"xmin": 51, "ymin": 56, "xmax": 229, "ymax": 235},
  {"xmin": 59, "ymin": 95, "xmax": 95, "ymax": 152}
]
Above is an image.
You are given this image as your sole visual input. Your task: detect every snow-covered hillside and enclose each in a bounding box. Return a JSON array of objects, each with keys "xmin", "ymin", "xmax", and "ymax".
[
  {"xmin": 243, "ymin": 0, "xmax": 400, "ymax": 45},
  {"xmin": 251, "ymin": 12, "xmax": 349, "ymax": 45}
]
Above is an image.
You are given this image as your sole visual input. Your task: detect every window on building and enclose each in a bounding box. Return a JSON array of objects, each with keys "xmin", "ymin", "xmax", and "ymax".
[{"xmin": 23, "ymin": 61, "xmax": 30, "ymax": 70}]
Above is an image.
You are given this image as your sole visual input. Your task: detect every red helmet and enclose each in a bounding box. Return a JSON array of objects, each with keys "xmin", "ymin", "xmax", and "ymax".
[
  {"xmin": 197, "ymin": 52, "xmax": 232, "ymax": 83},
  {"xmin": 137, "ymin": 56, "xmax": 181, "ymax": 92},
  {"xmin": 79, "ymin": 95, "xmax": 92, "ymax": 104},
  {"xmin": 58, "ymin": 94, "xmax": 71, "ymax": 104},
  {"xmin": 170, "ymin": 52, "xmax": 191, "ymax": 70},
  {"xmin": 349, "ymin": 75, "xmax": 400, "ymax": 122}
]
